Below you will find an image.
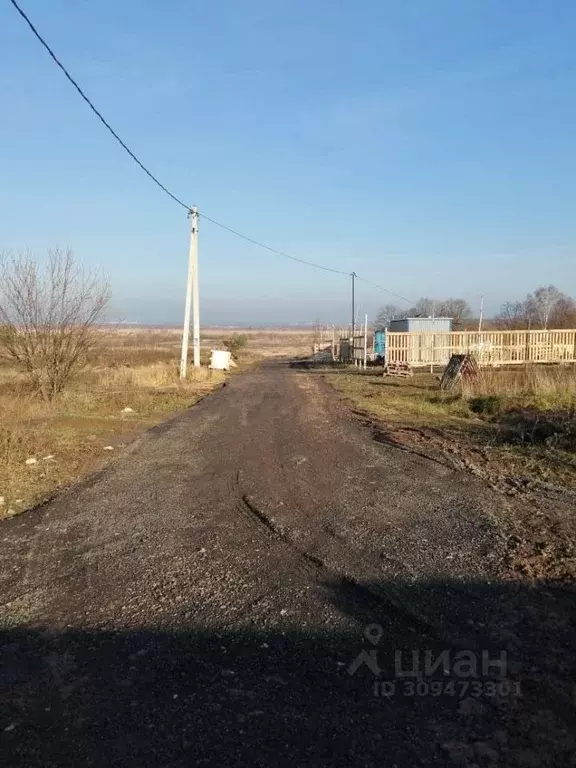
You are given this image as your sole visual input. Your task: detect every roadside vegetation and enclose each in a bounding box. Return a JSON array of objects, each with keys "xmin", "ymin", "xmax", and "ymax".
[
  {"xmin": 0, "ymin": 331, "xmax": 225, "ymax": 519},
  {"xmin": 0, "ymin": 250, "xmax": 227, "ymax": 519},
  {"xmin": 222, "ymin": 333, "xmax": 249, "ymax": 357},
  {"xmin": 326, "ymin": 362, "xmax": 576, "ymax": 582},
  {"xmin": 326, "ymin": 364, "xmax": 576, "ymax": 491},
  {"xmin": 0, "ymin": 247, "xmax": 315, "ymax": 521}
]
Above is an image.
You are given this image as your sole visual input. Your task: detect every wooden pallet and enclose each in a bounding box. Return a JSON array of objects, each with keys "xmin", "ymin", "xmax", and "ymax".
[{"xmin": 383, "ymin": 361, "xmax": 413, "ymax": 378}]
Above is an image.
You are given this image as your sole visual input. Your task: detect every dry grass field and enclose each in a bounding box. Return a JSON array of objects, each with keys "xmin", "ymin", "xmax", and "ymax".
[
  {"xmin": 0, "ymin": 326, "xmax": 314, "ymax": 518},
  {"xmin": 461, "ymin": 364, "xmax": 576, "ymax": 408},
  {"xmin": 326, "ymin": 363, "xmax": 576, "ymax": 489},
  {"xmin": 202, "ymin": 327, "xmax": 314, "ymax": 361}
]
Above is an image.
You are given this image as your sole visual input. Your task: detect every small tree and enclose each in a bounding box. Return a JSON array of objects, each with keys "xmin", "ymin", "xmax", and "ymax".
[
  {"xmin": 438, "ymin": 298, "xmax": 472, "ymax": 329},
  {"xmin": 374, "ymin": 303, "xmax": 402, "ymax": 330},
  {"xmin": 496, "ymin": 300, "xmax": 530, "ymax": 330},
  {"xmin": 550, "ymin": 296, "xmax": 576, "ymax": 328},
  {"xmin": 0, "ymin": 248, "xmax": 110, "ymax": 400},
  {"xmin": 223, "ymin": 333, "xmax": 248, "ymax": 357},
  {"xmin": 312, "ymin": 317, "xmax": 323, "ymax": 348},
  {"xmin": 526, "ymin": 285, "xmax": 565, "ymax": 330}
]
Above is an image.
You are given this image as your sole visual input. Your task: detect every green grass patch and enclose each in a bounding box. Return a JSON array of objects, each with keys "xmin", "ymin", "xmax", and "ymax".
[
  {"xmin": 325, "ymin": 370, "xmax": 473, "ymax": 428},
  {"xmin": 324, "ymin": 365, "xmax": 576, "ymax": 490}
]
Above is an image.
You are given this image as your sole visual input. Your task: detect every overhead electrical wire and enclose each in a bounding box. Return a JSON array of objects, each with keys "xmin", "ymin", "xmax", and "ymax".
[
  {"xmin": 354, "ymin": 275, "xmax": 415, "ymax": 305},
  {"xmin": 8, "ymin": 0, "xmax": 191, "ymax": 211},
  {"xmin": 8, "ymin": 0, "xmax": 413, "ymax": 302},
  {"xmin": 198, "ymin": 213, "xmax": 349, "ymax": 276}
]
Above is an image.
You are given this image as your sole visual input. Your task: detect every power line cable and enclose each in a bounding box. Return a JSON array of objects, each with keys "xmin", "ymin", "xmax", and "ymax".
[
  {"xmin": 354, "ymin": 275, "xmax": 415, "ymax": 305},
  {"xmin": 9, "ymin": 0, "xmax": 414, "ymax": 297},
  {"xmin": 9, "ymin": 0, "xmax": 350, "ymax": 276},
  {"xmin": 199, "ymin": 213, "xmax": 349, "ymax": 276},
  {"xmin": 8, "ymin": 0, "xmax": 191, "ymax": 211}
]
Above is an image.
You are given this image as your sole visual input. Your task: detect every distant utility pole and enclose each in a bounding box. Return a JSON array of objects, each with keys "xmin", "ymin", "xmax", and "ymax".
[
  {"xmin": 351, "ymin": 272, "xmax": 356, "ymax": 340},
  {"xmin": 478, "ymin": 295, "xmax": 484, "ymax": 333},
  {"xmin": 180, "ymin": 206, "xmax": 200, "ymax": 378}
]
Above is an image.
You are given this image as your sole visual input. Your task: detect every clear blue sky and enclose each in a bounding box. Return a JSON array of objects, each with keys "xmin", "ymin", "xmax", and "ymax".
[{"xmin": 1, "ymin": 0, "xmax": 575, "ymax": 324}]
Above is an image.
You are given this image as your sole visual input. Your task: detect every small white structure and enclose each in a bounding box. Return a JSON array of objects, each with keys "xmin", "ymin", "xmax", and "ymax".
[
  {"xmin": 209, "ymin": 349, "xmax": 236, "ymax": 371},
  {"xmin": 389, "ymin": 317, "xmax": 453, "ymax": 333}
]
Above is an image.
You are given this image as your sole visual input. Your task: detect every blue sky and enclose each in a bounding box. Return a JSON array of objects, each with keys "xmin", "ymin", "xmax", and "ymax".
[{"xmin": 1, "ymin": 0, "xmax": 575, "ymax": 324}]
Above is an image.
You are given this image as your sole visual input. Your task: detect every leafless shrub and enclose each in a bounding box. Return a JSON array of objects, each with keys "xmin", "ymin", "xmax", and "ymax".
[
  {"xmin": 222, "ymin": 333, "xmax": 249, "ymax": 356},
  {"xmin": 0, "ymin": 248, "xmax": 110, "ymax": 400}
]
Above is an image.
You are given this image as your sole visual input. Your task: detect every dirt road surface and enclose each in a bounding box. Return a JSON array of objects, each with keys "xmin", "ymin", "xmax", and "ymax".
[{"xmin": 1, "ymin": 362, "xmax": 575, "ymax": 766}]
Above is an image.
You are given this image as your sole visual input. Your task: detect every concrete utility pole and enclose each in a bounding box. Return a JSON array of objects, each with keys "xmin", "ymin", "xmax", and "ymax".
[
  {"xmin": 349, "ymin": 272, "xmax": 357, "ymax": 365},
  {"xmin": 191, "ymin": 207, "xmax": 200, "ymax": 369},
  {"xmin": 478, "ymin": 295, "xmax": 484, "ymax": 333},
  {"xmin": 180, "ymin": 206, "xmax": 200, "ymax": 378},
  {"xmin": 351, "ymin": 271, "xmax": 356, "ymax": 339}
]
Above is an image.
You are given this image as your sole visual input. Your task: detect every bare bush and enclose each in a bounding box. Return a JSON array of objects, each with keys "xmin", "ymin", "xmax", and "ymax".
[
  {"xmin": 0, "ymin": 248, "xmax": 110, "ymax": 400},
  {"xmin": 222, "ymin": 333, "xmax": 249, "ymax": 356}
]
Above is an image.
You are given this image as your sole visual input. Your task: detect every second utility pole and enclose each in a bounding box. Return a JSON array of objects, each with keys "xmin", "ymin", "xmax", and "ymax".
[
  {"xmin": 351, "ymin": 271, "xmax": 356, "ymax": 341},
  {"xmin": 180, "ymin": 206, "xmax": 200, "ymax": 378}
]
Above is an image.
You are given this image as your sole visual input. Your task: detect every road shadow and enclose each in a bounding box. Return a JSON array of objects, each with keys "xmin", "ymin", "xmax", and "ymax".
[{"xmin": 2, "ymin": 578, "xmax": 575, "ymax": 767}]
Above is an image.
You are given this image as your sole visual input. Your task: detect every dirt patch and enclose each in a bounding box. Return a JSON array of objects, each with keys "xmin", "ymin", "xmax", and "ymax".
[
  {"xmin": 345, "ymin": 404, "xmax": 576, "ymax": 583},
  {"xmin": 496, "ymin": 406, "xmax": 576, "ymax": 451}
]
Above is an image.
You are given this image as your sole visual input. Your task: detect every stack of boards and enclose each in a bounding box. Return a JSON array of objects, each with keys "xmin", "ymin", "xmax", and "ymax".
[{"xmin": 383, "ymin": 361, "xmax": 413, "ymax": 378}]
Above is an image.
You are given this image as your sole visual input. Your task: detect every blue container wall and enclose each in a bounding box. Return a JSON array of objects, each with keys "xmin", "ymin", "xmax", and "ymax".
[{"xmin": 374, "ymin": 331, "xmax": 386, "ymax": 356}]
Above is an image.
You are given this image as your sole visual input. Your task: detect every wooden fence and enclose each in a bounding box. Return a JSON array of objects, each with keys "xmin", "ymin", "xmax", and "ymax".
[
  {"xmin": 385, "ymin": 330, "xmax": 576, "ymax": 367},
  {"xmin": 338, "ymin": 333, "xmax": 374, "ymax": 364}
]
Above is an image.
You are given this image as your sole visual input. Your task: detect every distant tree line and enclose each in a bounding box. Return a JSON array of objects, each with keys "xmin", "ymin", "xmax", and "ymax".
[
  {"xmin": 375, "ymin": 285, "xmax": 576, "ymax": 332},
  {"xmin": 496, "ymin": 286, "xmax": 576, "ymax": 330},
  {"xmin": 375, "ymin": 298, "xmax": 472, "ymax": 330}
]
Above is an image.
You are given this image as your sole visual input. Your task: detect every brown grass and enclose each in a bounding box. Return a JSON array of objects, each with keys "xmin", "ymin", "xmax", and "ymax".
[
  {"xmin": 324, "ymin": 363, "xmax": 576, "ymax": 488},
  {"xmin": 86, "ymin": 325, "xmax": 315, "ymax": 367},
  {"xmin": 328, "ymin": 364, "xmax": 576, "ymax": 423},
  {"xmin": 0, "ymin": 326, "xmax": 316, "ymax": 519},
  {"xmin": 462, "ymin": 364, "xmax": 576, "ymax": 401}
]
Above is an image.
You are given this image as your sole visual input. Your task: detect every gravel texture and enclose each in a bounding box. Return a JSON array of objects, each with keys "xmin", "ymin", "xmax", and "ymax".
[{"xmin": 1, "ymin": 362, "xmax": 574, "ymax": 766}]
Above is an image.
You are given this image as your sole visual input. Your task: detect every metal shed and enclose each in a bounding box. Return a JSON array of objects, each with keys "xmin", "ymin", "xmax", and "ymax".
[{"xmin": 388, "ymin": 317, "xmax": 453, "ymax": 333}]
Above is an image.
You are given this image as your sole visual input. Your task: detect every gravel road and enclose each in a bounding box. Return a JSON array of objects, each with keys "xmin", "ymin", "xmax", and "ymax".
[{"xmin": 1, "ymin": 362, "xmax": 574, "ymax": 766}]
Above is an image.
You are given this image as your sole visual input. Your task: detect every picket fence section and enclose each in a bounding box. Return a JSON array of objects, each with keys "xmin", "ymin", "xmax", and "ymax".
[{"xmin": 385, "ymin": 330, "xmax": 576, "ymax": 367}]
